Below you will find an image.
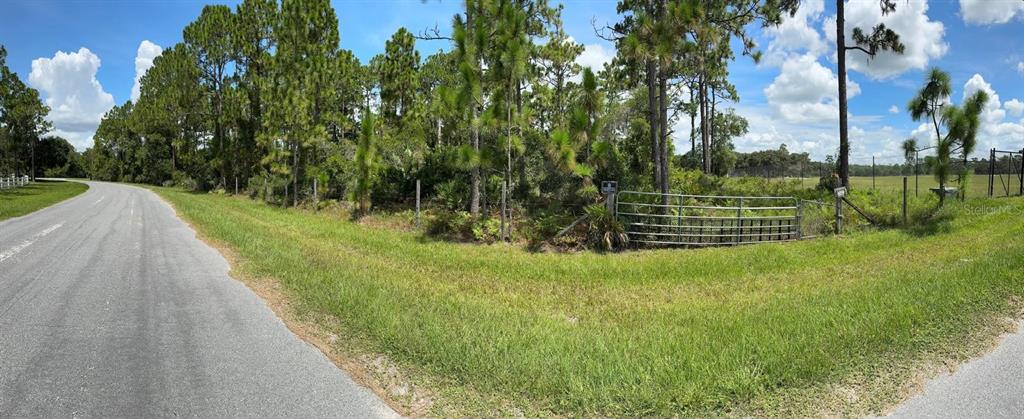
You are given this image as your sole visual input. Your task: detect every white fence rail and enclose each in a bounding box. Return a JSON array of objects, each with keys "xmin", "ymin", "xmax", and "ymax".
[{"xmin": 0, "ymin": 175, "xmax": 31, "ymax": 190}]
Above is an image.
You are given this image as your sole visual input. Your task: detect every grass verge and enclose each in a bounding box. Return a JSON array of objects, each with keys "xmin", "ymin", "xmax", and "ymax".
[
  {"xmin": 0, "ymin": 180, "xmax": 88, "ymax": 221},
  {"xmin": 150, "ymin": 186, "xmax": 1024, "ymax": 416}
]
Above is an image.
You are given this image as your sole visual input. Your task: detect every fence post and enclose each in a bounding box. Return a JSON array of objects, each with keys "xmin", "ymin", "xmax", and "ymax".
[
  {"xmin": 500, "ymin": 182, "xmax": 507, "ymax": 241},
  {"xmin": 415, "ymin": 179, "xmax": 421, "ymax": 230},
  {"xmin": 313, "ymin": 178, "xmax": 318, "ymax": 212},
  {"xmin": 735, "ymin": 197, "xmax": 743, "ymax": 244},
  {"xmin": 235, "ymin": 176, "xmax": 239, "ymax": 195},
  {"xmin": 1020, "ymin": 148, "xmax": 1024, "ymax": 196},
  {"xmin": 677, "ymin": 195, "xmax": 684, "ymax": 244},
  {"xmin": 872, "ymin": 156, "xmax": 876, "ymax": 190},
  {"xmin": 603, "ymin": 182, "xmax": 617, "ymax": 214},
  {"xmin": 795, "ymin": 199, "xmax": 803, "ymax": 240},
  {"xmin": 989, "ymin": 148, "xmax": 995, "ymax": 197},
  {"xmin": 834, "ymin": 190, "xmax": 844, "ymax": 235},
  {"xmin": 902, "ymin": 176, "xmax": 908, "ymax": 225}
]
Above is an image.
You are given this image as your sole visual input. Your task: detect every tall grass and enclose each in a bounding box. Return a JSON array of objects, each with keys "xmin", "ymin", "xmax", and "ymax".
[{"xmin": 154, "ymin": 187, "xmax": 1024, "ymax": 416}]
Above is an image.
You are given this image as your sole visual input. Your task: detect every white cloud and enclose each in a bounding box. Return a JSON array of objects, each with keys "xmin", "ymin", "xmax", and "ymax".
[
  {"xmin": 910, "ymin": 122, "xmax": 937, "ymax": 146},
  {"xmin": 888, "ymin": 105, "xmax": 899, "ymax": 114},
  {"xmin": 959, "ymin": 0, "xmax": 1024, "ymax": 25},
  {"xmin": 763, "ymin": 0, "xmax": 827, "ymax": 65},
  {"xmin": 726, "ymin": 103, "xmax": 907, "ymax": 164},
  {"xmin": 825, "ymin": 0, "xmax": 947, "ymax": 80},
  {"xmin": 28, "ymin": 47, "xmax": 115, "ymax": 150},
  {"xmin": 1018, "ymin": 61, "xmax": 1024, "ymax": 74},
  {"xmin": 961, "ymin": 74, "xmax": 1024, "ymax": 152},
  {"xmin": 576, "ymin": 42, "xmax": 614, "ymax": 73},
  {"xmin": 1005, "ymin": 99, "xmax": 1024, "ymax": 118},
  {"xmin": 130, "ymin": 40, "xmax": 163, "ymax": 103},
  {"xmin": 764, "ymin": 54, "xmax": 860, "ymax": 123},
  {"xmin": 963, "ymin": 74, "xmax": 1006, "ymax": 126}
]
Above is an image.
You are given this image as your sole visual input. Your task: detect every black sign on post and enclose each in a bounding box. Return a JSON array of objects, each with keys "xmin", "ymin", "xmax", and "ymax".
[
  {"xmin": 601, "ymin": 181, "xmax": 618, "ymax": 214},
  {"xmin": 601, "ymin": 181, "xmax": 617, "ymax": 194}
]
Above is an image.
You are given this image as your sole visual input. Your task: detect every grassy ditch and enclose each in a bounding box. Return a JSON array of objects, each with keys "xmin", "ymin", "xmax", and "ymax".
[
  {"xmin": 0, "ymin": 180, "xmax": 88, "ymax": 221},
  {"xmin": 151, "ymin": 186, "xmax": 1024, "ymax": 416}
]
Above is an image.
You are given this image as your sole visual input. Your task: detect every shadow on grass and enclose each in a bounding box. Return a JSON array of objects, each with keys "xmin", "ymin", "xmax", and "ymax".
[{"xmin": 0, "ymin": 184, "xmax": 48, "ymax": 197}]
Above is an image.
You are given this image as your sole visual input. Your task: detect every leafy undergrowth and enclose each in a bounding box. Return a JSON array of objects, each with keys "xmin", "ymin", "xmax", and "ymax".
[
  {"xmin": 0, "ymin": 180, "xmax": 88, "ymax": 221},
  {"xmin": 151, "ymin": 186, "xmax": 1024, "ymax": 417}
]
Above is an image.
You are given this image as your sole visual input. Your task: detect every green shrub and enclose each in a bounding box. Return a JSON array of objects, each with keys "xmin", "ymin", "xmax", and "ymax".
[
  {"xmin": 426, "ymin": 210, "xmax": 474, "ymax": 240},
  {"xmin": 583, "ymin": 204, "xmax": 628, "ymax": 251},
  {"xmin": 521, "ymin": 213, "xmax": 578, "ymax": 249},
  {"xmin": 173, "ymin": 172, "xmax": 199, "ymax": 192},
  {"xmin": 472, "ymin": 217, "xmax": 503, "ymax": 242},
  {"xmin": 433, "ymin": 179, "xmax": 469, "ymax": 211}
]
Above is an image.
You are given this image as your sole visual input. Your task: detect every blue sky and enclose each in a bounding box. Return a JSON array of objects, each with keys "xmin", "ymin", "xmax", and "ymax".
[{"xmin": 2, "ymin": 0, "xmax": 1023, "ymax": 164}]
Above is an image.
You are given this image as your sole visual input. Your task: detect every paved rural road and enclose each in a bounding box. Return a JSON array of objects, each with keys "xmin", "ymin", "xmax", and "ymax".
[
  {"xmin": 0, "ymin": 181, "xmax": 396, "ymax": 418},
  {"xmin": 888, "ymin": 322, "xmax": 1024, "ymax": 418}
]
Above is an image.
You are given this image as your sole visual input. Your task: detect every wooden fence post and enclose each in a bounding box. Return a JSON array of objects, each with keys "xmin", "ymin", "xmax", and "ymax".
[
  {"xmin": 902, "ymin": 176, "xmax": 908, "ymax": 225},
  {"xmin": 834, "ymin": 187, "xmax": 845, "ymax": 235}
]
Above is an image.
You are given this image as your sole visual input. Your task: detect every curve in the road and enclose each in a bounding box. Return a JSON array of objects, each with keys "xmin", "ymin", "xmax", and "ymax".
[{"xmin": 0, "ymin": 181, "xmax": 397, "ymax": 418}]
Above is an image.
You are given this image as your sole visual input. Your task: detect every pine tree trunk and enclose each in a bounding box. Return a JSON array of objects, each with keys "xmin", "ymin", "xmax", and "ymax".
[
  {"xmin": 700, "ymin": 79, "xmax": 710, "ymax": 174},
  {"xmin": 468, "ymin": 4, "xmax": 481, "ymax": 217},
  {"xmin": 658, "ymin": 67, "xmax": 670, "ymax": 205},
  {"xmin": 836, "ymin": 0, "xmax": 850, "ymax": 188},
  {"xmin": 710, "ymin": 86, "xmax": 717, "ymax": 175},
  {"xmin": 292, "ymin": 139, "xmax": 299, "ymax": 207},
  {"xmin": 646, "ymin": 58, "xmax": 661, "ymax": 193},
  {"xmin": 689, "ymin": 84, "xmax": 697, "ymax": 159},
  {"xmin": 436, "ymin": 118, "xmax": 442, "ymax": 147}
]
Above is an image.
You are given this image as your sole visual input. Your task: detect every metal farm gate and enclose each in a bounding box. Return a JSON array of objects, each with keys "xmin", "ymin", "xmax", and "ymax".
[
  {"xmin": 987, "ymin": 148, "xmax": 1024, "ymax": 197},
  {"xmin": 615, "ymin": 191, "xmax": 804, "ymax": 247}
]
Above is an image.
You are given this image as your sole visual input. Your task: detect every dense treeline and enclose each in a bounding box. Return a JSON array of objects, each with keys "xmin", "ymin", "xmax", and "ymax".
[
  {"xmin": 84, "ymin": 0, "xmax": 803, "ymax": 222},
  {"xmin": 0, "ymin": 45, "xmax": 53, "ymax": 178}
]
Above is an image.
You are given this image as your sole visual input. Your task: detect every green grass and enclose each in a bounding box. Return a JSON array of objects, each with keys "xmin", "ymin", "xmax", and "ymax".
[
  {"xmin": 848, "ymin": 175, "xmax": 1021, "ymax": 198},
  {"xmin": 0, "ymin": 180, "xmax": 88, "ymax": 221},
  {"xmin": 152, "ymin": 186, "xmax": 1024, "ymax": 416}
]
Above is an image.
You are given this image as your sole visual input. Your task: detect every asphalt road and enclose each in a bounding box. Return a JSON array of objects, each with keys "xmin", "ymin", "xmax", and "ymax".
[
  {"xmin": 888, "ymin": 322, "xmax": 1024, "ymax": 418},
  {"xmin": 0, "ymin": 181, "xmax": 396, "ymax": 418}
]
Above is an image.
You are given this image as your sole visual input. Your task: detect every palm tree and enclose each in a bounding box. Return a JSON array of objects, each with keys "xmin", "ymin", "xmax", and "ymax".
[
  {"xmin": 906, "ymin": 68, "xmax": 988, "ymax": 205},
  {"xmin": 907, "ymin": 68, "xmax": 952, "ymax": 141}
]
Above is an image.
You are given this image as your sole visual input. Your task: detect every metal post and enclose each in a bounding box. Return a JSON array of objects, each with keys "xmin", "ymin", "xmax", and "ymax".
[
  {"xmin": 902, "ymin": 176, "xmax": 908, "ymax": 225},
  {"xmin": 1008, "ymin": 154, "xmax": 1013, "ymax": 197},
  {"xmin": 313, "ymin": 178, "xmax": 318, "ymax": 212},
  {"xmin": 872, "ymin": 156, "xmax": 876, "ymax": 190},
  {"xmin": 735, "ymin": 198, "xmax": 743, "ymax": 244},
  {"xmin": 677, "ymin": 195, "xmax": 684, "ymax": 244},
  {"xmin": 989, "ymin": 148, "xmax": 995, "ymax": 197},
  {"xmin": 795, "ymin": 199, "xmax": 803, "ymax": 240},
  {"xmin": 235, "ymin": 177, "xmax": 239, "ymax": 195},
  {"xmin": 415, "ymin": 179, "xmax": 421, "ymax": 230},
  {"xmin": 1019, "ymin": 149, "xmax": 1023, "ymax": 196},
  {"xmin": 835, "ymin": 194, "xmax": 843, "ymax": 235}
]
